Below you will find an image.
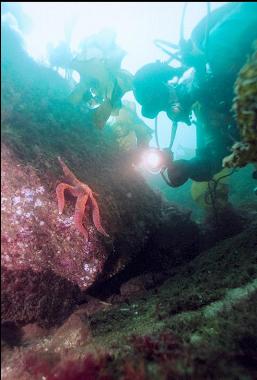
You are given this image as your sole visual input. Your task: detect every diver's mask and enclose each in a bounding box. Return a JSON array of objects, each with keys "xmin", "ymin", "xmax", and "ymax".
[
  {"xmin": 166, "ymin": 98, "xmax": 191, "ymax": 125},
  {"xmin": 164, "ymin": 84, "xmax": 191, "ymax": 125},
  {"xmin": 167, "ymin": 102, "xmax": 184, "ymax": 120}
]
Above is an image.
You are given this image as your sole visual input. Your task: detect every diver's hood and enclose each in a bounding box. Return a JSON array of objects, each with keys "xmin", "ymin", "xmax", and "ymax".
[{"xmin": 133, "ymin": 62, "xmax": 178, "ymax": 119}]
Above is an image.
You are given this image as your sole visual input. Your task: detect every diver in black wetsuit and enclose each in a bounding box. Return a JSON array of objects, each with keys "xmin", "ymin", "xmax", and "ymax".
[{"xmin": 133, "ymin": 2, "xmax": 257, "ymax": 187}]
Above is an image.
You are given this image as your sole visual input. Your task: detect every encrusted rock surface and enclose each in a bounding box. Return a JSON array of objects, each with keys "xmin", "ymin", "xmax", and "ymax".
[
  {"xmin": 1, "ymin": 144, "xmax": 108, "ymax": 289},
  {"xmin": 223, "ymin": 42, "xmax": 257, "ymax": 168}
]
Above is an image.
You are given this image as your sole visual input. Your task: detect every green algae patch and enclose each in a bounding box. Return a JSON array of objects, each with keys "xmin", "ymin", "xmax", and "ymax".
[{"xmin": 79, "ymin": 223, "xmax": 257, "ymax": 378}]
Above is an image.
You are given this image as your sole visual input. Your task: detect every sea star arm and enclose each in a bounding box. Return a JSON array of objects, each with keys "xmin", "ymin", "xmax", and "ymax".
[
  {"xmin": 74, "ymin": 193, "xmax": 90, "ymax": 241},
  {"xmin": 58, "ymin": 157, "xmax": 80, "ymax": 186},
  {"xmin": 56, "ymin": 157, "xmax": 109, "ymax": 240},
  {"xmin": 56, "ymin": 183, "xmax": 75, "ymax": 214},
  {"xmin": 90, "ymin": 193, "xmax": 109, "ymax": 237}
]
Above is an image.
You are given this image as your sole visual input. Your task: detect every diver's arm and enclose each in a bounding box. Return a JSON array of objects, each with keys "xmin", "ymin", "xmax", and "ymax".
[
  {"xmin": 166, "ymin": 148, "xmax": 223, "ymax": 187},
  {"xmin": 165, "ymin": 149, "xmax": 218, "ymax": 187},
  {"xmin": 166, "ymin": 113, "xmax": 227, "ymax": 187}
]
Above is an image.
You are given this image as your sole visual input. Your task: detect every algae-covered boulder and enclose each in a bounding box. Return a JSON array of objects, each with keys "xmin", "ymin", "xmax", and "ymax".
[{"xmin": 1, "ymin": 24, "xmax": 199, "ymax": 327}]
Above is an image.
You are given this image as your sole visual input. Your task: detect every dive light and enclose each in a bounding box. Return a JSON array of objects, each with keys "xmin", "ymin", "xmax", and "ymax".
[{"xmin": 141, "ymin": 148, "xmax": 173, "ymax": 174}]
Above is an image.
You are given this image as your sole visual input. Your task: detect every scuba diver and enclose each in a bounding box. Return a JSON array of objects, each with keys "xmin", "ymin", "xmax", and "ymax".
[{"xmin": 133, "ymin": 2, "xmax": 257, "ymax": 188}]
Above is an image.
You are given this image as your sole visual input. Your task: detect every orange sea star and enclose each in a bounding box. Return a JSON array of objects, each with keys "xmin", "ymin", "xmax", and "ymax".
[{"xmin": 56, "ymin": 157, "xmax": 109, "ymax": 241}]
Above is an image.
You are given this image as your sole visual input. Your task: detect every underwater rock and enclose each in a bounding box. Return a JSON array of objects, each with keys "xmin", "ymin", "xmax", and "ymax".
[
  {"xmin": 1, "ymin": 140, "xmax": 200, "ymax": 327},
  {"xmin": 1, "ymin": 144, "xmax": 108, "ymax": 290},
  {"xmin": 1, "ymin": 143, "xmax": 199, "ymax": 326},
  {"xmin": 21, "ymin": 323, "xmax": 49, "ymax": 344},
  {"xmin": 1, "ymin": 144, "xmax": 108, "ymax": 326},
  {"xmin": 49, "ymin": 313, "xmax": 92, "ymax": 352},
  {"xmin": 1, "ymin": 24, "xmax": 200, "ymax": 328},
  {"xmin": 1, "ymin": 267, "xmax": 79, "ymax": 328}
]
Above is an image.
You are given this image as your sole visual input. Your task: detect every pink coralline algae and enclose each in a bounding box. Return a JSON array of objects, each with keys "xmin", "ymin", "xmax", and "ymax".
[
  {"xmin": 1, "ymin": 145, "xmax": 108, "ymax": 290},
  {"xmin": 1, "ymin": 144, "xmax": 109, "ymax": 326}
]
